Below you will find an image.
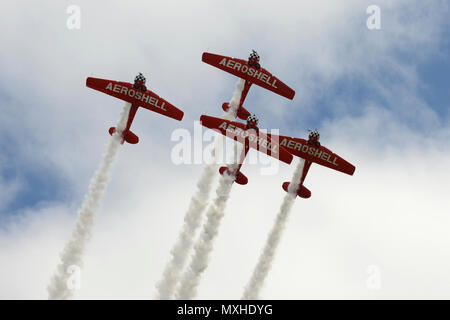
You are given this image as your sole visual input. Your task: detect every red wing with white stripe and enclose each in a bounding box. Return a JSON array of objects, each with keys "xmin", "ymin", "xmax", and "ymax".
[
  {"xmin": 86, "ymin": 77, "xmax": 184, "ymax": 121},
  {"xmin": 200, "ymin": 115, "xmax": 293, "ymax": 165},
  {"xmin": 271, "ymin": 134, "xmax": 355, "ymax": 175},
  {"xmin": 202, "ymin": 52, "xmax": 295, "ymax": 100}
]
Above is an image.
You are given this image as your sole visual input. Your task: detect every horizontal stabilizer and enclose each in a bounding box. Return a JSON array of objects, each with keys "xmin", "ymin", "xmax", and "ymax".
[
  {"xmin": 109, "ymin": 127, "xmax": 116, "ymax": 136},
  {"xmin": 237, "ymin": 106, "xmax": 251, "ymax": 121},
  {"xmin": 222, "ymin": 102, "xmax": 229, "ymax": 113},
  {"xmin": 219, "ymin": 166, "xmax": 248, "ymax": 185},
  {"xmin": 124, "ymin": 130, "xmax": 139, "ymax": 144},
  {"xmin": 282, "ymin": 182, "xmax": 311, "ymax": 199},
  {"xmin": 109, "ymin": 127, "xmax": 139, "ymax": 144}
]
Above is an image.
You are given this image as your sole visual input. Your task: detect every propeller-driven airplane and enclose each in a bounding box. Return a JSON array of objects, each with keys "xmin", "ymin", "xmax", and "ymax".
[
  {"xmin": 269, "ymin": 130, "xmax": 356, "ymax": 198},
  {"xmin": 86, "ymin": 73, "xmax": 184, "ymax": 144},
  {"xmin": 202, "ymin": 51, "xmax": 296, "ymax": 120},
  {"xmin": 199, "ymin": 114, "xmax": 293, "ymax": 185}
]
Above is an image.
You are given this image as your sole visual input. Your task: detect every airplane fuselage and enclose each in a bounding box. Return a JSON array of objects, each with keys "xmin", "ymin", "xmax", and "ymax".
[{"xmin": 298, "ymin": 160, "xmax": 312, "ymax": 190}]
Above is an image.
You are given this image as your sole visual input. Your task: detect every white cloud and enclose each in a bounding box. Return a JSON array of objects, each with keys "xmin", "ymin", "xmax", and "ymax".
[
  {"xmin": 0, "ymin": 0, "xmax": 449, "ymax": 299},
  {"xmin": 0, "ymin": 175, "xmax": 22, "ymax": 213}
]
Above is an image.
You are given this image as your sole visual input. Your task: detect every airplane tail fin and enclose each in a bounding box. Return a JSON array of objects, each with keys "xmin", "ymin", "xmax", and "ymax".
[
  {"xmin": 219, "ymin": 166, "xmax": 248, "ymax": 185},
  {"xmin": 222, "ymin": 102, "xmax": 250, "ymax": 121},
  {"xmin": 282, "ymin": 182, "xmax": 311, "ymax": 199},
  {"xmin": 109, "ymin": 127, "xmax": 139, "ymax": 144}
]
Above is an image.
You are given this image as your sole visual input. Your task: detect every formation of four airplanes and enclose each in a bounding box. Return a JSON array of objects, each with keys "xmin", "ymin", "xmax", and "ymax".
[{"xmin": 86, "ymin": 51, "xmax": 356, "ymax": 199}]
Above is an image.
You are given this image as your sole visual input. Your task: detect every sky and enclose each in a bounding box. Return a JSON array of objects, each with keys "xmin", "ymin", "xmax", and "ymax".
[{"xmin": 0, "ymin": 0, "xmax": 449, "ymax": 299}]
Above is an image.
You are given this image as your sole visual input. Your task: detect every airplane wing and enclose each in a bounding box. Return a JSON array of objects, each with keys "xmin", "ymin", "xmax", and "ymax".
[
  {"xmin": 269, "ymin": 134, "xmax": 355, "ymax": 175},
  {"xmin": 86, "ymin": 77, "xmax": 184, "ymax": 121},
  {"xmin": 200, "ymin": 115, "xmax": 293, "ymax": 165},
  {"xmin": 202, "ymin": 52, "xmax": 295, "ymax": 100}
]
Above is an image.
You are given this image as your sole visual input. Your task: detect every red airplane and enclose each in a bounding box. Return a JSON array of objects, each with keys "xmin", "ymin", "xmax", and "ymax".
[
  {"xmin": 199, "ymin": 114, "xmax": 293, "ymax": 185},
  {"xmin": 269, "ymin": 130, "xmax": 355, "ymax": 198},
  {"xmin": 86, "ymin": 73, "xmax": 184, "ymax": 144},
  {"xmin": 202, "ymin": 51, "xmax": 296, "ymax": 120}
]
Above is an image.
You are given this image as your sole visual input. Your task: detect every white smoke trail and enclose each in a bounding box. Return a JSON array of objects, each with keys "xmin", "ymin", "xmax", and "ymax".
[
  {"xmin": 175, "ymin": 143, "xmax": 240, "ymax": 300},
  {"xmin": 241, "ymin": 158, "xmax": 305, "ymax": 300},
  {"xmin": 223, "ymin": 78, "xmax": 245, "ymax": 121},
  {"xmin": 154, "ymin": 79, "xmax": 245, "ymax": 299},
  {"xmin": 154, "ymin": 161, "xmax": 218, "ymax": 300},
  {"xmin": 47, "ymin": 103, "xmax": 131, "ymax": 300}
]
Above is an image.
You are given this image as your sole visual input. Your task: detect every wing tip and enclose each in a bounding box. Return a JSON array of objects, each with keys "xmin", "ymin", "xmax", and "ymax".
[
  {"xmin": 85, "ymin": 77, "xmax": 93, "ymax": 87},
  {"xmin": 348, "ymin": 165, "xmax": 356, "ymax": 176},
  {"xmin": 199, "ymin": 114, "xmax": 212, "ymax": 123},
  {"xmin": 176, "ymin": 111, "xmax": 184, "ymax": 121},
  {"xmin": 288, "ymin": 90, "xmax": 296, "ymax": 100},
  {"xmin": 201, "ymin": 52, "xmax": 214, "ymax": 63}
]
